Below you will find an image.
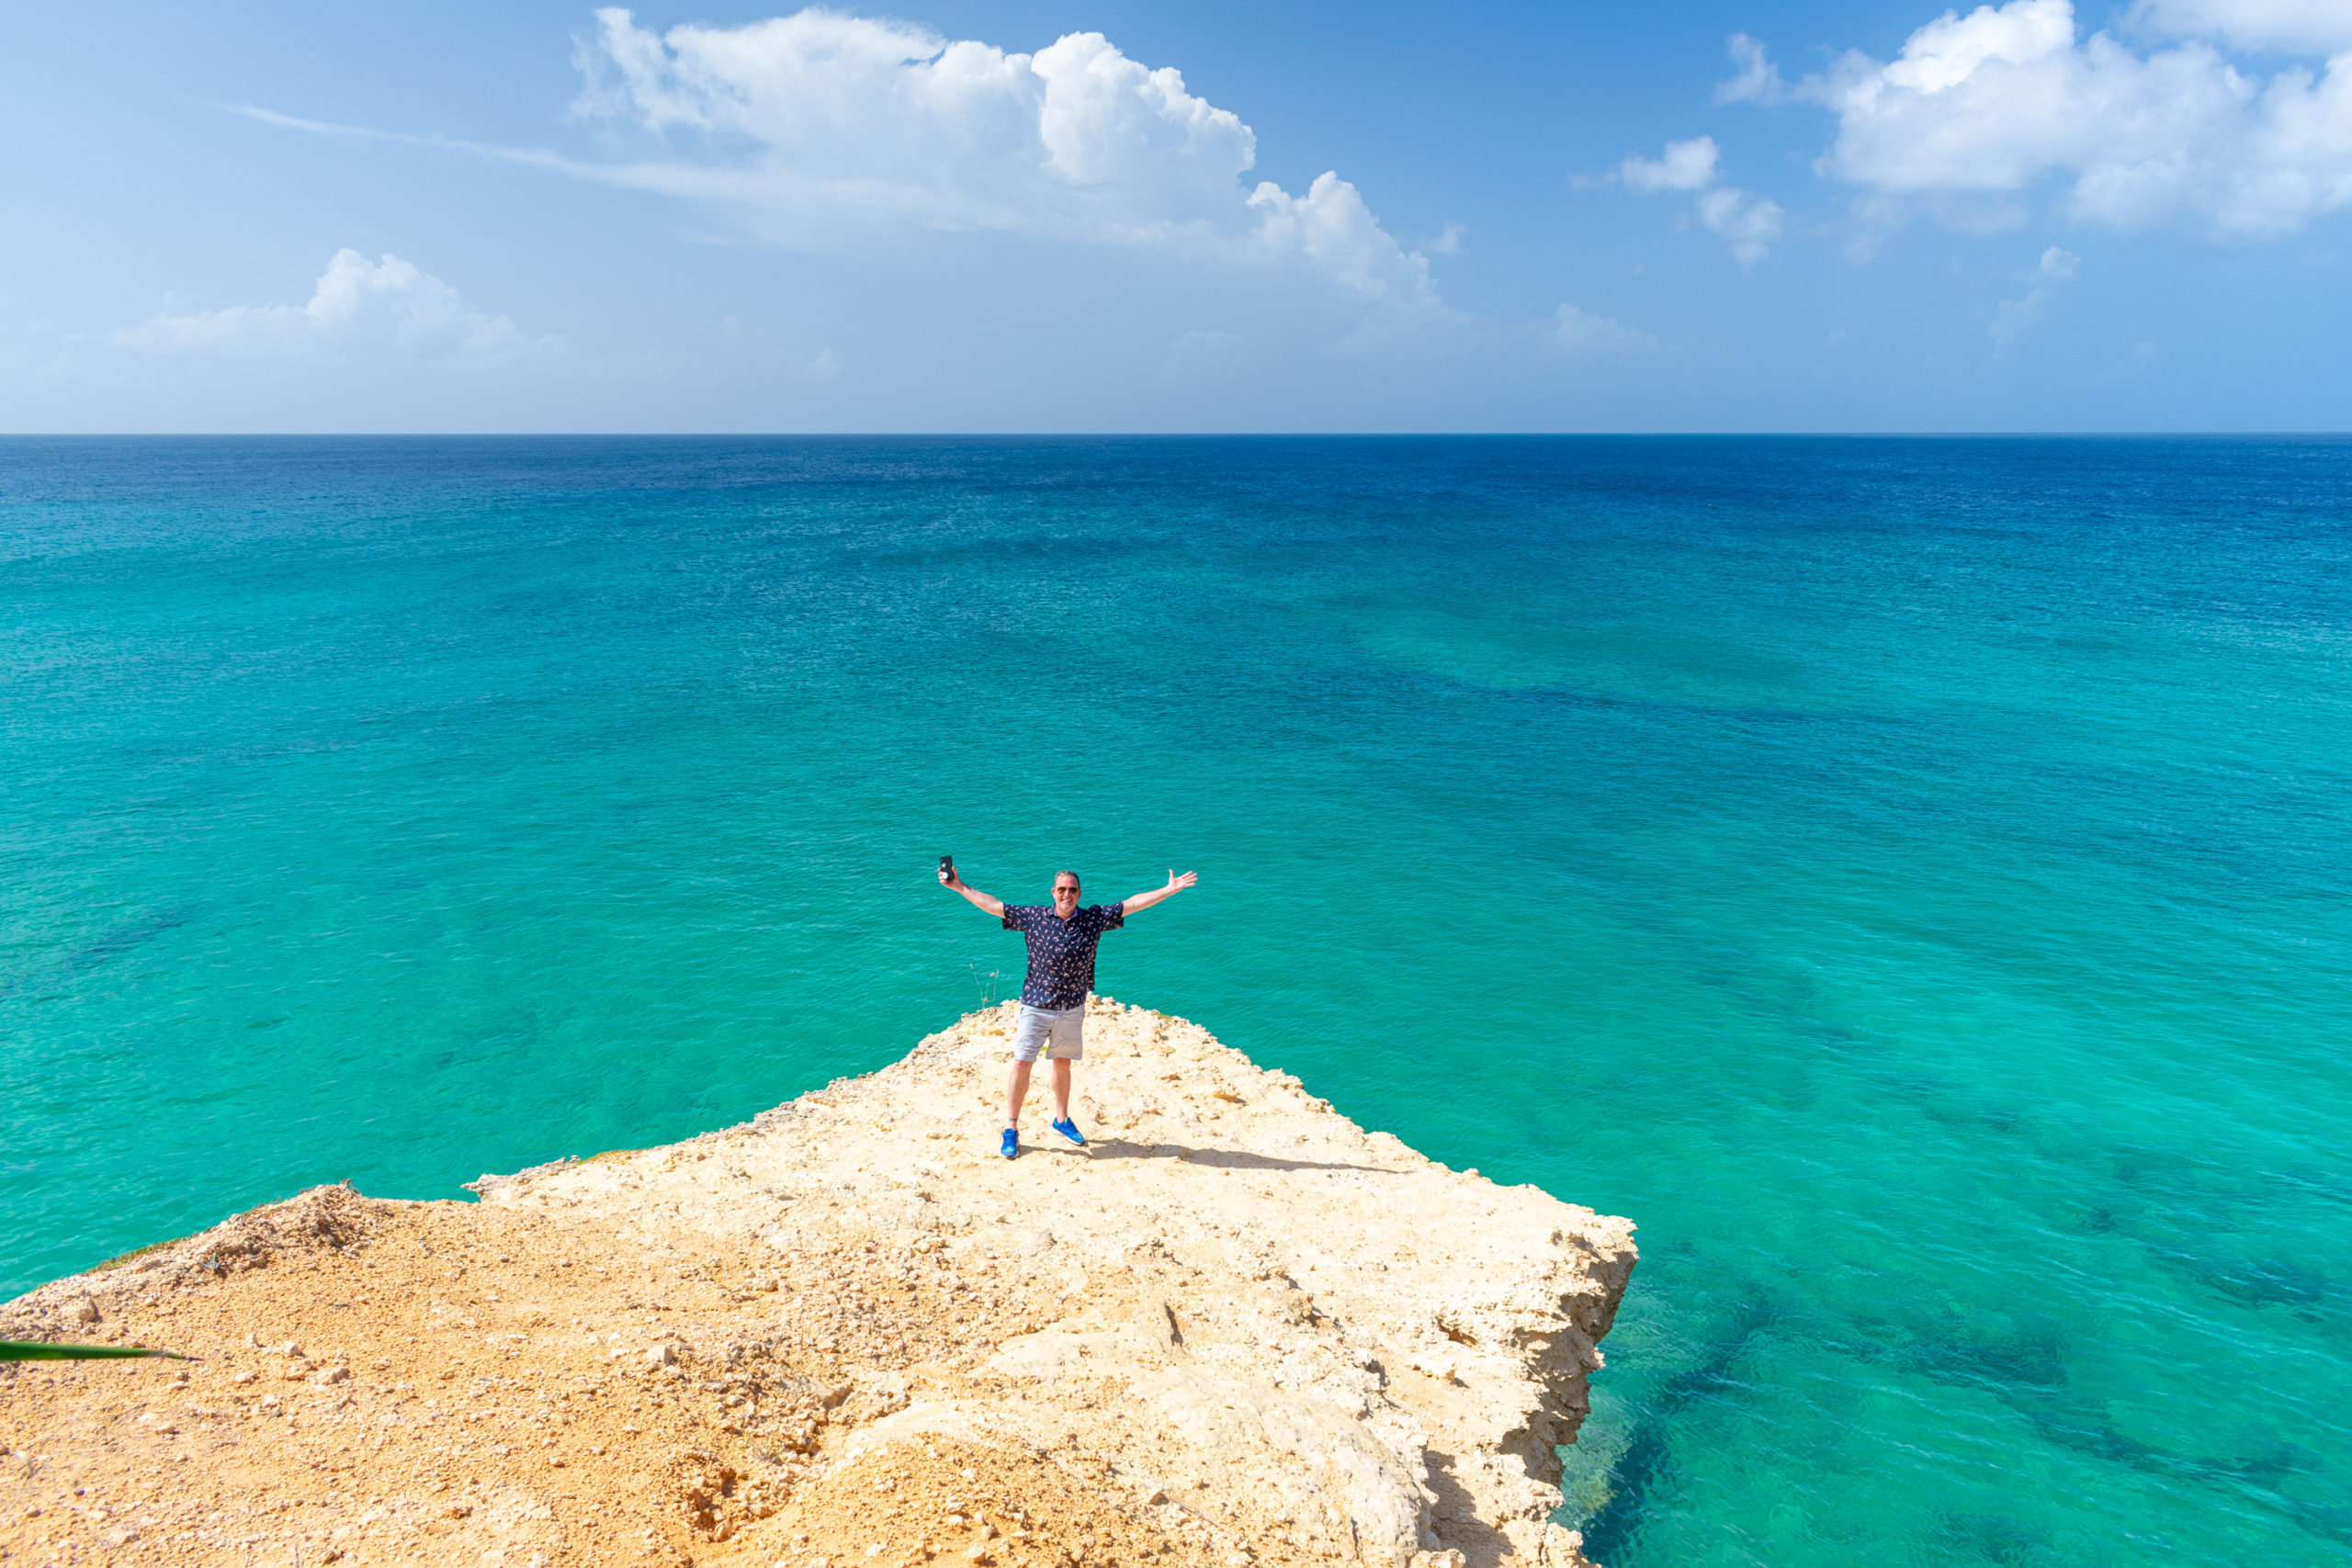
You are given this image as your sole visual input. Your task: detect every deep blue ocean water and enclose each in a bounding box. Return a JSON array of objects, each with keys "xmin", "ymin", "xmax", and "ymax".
[{"xmin": 4, "ymin": 435, "xmax": 2349, "ymax": 1565}]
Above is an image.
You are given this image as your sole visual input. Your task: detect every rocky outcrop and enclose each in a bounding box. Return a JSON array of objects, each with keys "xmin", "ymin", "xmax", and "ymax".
[{"xmin": 1, "ymin": 1000, "xmax": 1634, "ymax": 1568}]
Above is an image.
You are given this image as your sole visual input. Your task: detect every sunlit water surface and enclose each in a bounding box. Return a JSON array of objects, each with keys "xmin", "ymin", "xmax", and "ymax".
[{"xmin": 4, "ymin": 436, "xmax": 2347, "ymax": 1566}]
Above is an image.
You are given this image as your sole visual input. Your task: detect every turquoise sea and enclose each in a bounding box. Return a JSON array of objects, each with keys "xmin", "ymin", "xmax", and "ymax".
[{"xmin": 5, "ymin": 436, "xmax": 2348, "ymax": 1564}]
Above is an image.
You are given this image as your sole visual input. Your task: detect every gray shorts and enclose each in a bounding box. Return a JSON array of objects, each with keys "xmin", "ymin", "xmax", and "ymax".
[{"xmin": 1011, "ymin": 1003, "xmax": 1085, "ymax": 1064}]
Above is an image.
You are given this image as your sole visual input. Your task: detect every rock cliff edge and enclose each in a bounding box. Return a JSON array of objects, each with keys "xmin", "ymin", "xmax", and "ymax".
[{"xmin": 2, "ymin": 1000, "xmax": 1635, "ymax": 1568}]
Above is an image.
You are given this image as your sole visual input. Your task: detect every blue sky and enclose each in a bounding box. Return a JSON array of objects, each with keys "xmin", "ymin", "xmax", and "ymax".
[{"xmin": 3, "ymin": 0, "xmax": 2347, "ymax": 431}]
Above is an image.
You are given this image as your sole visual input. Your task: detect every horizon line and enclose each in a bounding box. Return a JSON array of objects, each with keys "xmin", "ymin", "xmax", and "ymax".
[{"xmin": 5, "ymin": 430, "xmax": 2349, "ymax": 441}]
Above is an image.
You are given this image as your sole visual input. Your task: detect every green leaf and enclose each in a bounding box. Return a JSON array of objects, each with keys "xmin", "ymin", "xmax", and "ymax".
[{"xmin": 1, "ymin": 1340, "xmax": 190, "ymax": 1361}]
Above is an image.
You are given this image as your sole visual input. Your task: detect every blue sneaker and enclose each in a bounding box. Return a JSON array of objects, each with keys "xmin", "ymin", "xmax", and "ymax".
[
  {"xmin": 1001, "ymin": 1128, "xmax": 1019, "ymax": 1160},
  {"xmin": 1050, "ymin": 1117, "xmax": 1087, "ymax": 1148}
]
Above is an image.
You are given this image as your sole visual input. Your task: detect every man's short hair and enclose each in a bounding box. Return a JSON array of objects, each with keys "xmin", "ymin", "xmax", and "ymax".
[{"xmin": 1054, "ymin": 870, "xmax": 1080, "ymax": 888}]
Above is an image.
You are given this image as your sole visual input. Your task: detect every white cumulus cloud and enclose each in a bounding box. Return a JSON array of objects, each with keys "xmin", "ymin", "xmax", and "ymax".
[
  {"xmin": 118, "ymin": 250, "xmax": 551, "ymax": 361},
  {"xmin": 1244, "ymin": 173, "xmax": 1439, "ymax": 304},
  {"xmin": 1756, "ymin": 0, "xmax": 2352, "ymax": 236},
  {"xmin": 1615, "ymin": 135, "xmax": 1786, "ymax": 263},
  {"xmin": 569, "ymin": 6, "xmax": 1438, "ymax": 308}
]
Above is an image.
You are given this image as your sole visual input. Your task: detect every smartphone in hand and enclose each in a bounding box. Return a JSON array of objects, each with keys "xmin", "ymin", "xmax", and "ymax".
[{"xmin": 939, "ymin": 855, "xmax": 955, "ymax": 883}]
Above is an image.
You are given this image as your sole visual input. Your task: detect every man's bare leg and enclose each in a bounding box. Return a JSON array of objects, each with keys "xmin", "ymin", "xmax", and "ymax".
[
  {"xmin": 1006, "ymin": 1058, "xmax": 1074, "ymax": 1133},
  {"xmin": 1005, "ymin": 1059, "xmax": 1034, "ymax": 1131}
]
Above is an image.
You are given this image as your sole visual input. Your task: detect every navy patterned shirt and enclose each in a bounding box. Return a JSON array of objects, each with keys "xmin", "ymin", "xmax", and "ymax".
[{"xmin": 1002, "ymin": 902, "xmax": 1125, "ymax": 1009}]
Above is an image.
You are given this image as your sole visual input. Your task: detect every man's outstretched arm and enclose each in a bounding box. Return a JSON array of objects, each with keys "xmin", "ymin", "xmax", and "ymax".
[
  {"xmin": 942, "ymin": 866, "xmax": 1006, "ymax": 919},
  {"xmin": 1119, "ymin": 869, "xmax": 1197, "ymax": 915}
]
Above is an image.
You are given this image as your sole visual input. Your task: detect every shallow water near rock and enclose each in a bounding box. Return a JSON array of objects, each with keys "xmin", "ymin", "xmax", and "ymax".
[{"xmin": 5, "ymin": 434, "xmax": 2348, "ymax": 1566}]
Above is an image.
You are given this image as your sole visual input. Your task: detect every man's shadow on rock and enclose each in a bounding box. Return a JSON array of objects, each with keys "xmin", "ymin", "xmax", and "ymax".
[{"xmin": 1076, "ymin": 1138, "xmax": 1396, "ymax": 1174}]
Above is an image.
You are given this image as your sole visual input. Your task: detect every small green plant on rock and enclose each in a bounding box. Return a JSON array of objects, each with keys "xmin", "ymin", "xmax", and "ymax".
[{"xmin": 1, "ymin": 1341, "xmax": 188, "ymax": 1361}]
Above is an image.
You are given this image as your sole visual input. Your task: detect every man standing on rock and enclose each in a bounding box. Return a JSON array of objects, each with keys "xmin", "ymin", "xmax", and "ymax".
[{"xmin": 940, "ymin": 863, "xmax": 1197, "ymax": 1159}]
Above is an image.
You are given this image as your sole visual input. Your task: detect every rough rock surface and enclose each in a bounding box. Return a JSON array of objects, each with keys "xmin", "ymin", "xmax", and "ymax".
[{"xmin": 0, "ymin": 999, "xmax": 1635, "ymax": 1568}]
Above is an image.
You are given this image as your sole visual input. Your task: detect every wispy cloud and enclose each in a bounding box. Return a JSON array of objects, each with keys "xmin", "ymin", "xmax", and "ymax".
[
  {"xmin": 1620, "ymin": 136, "xmax": 1721, "ymax": 193},
  {"xmin": 1991, "ymin": 244, "xmax": 2080, "ymax": 352},
  {"xmin": 1553, "ymin": 304, "xmax": 1658, "ymax": 356},
  {"xmin": 1614, "ymin": 135, "xmax": 1786, "ymax": 264},
  {"xmin": 217, "ymin": 102, "xmax": 573, "ymax": 173},
  {"xmin": 1695, "ymin": 187, "xmax": 1787, "ymax": 264},
  {"xmin": 2128, "ymin": 0, "xmax": 2352, "ymax": 54},
  {"xmin": 117, "ymin": 250, "xmax": 558, "ymax": 363},
  {"xmin": 1714, "ymin": 34, "xmax": 1790, "ymax": 106}
]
